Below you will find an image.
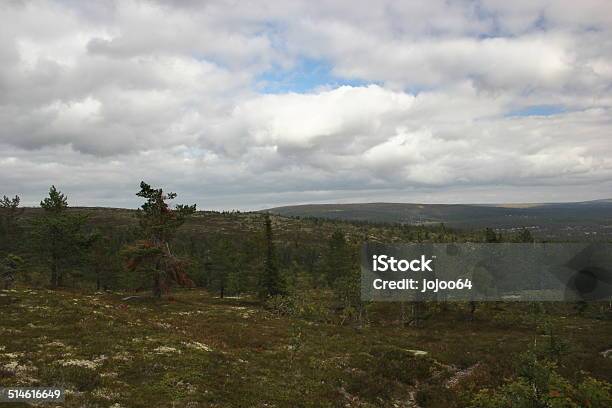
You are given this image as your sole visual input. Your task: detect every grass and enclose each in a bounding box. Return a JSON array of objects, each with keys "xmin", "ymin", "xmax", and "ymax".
[{"xmin": 1, "ymin": 287, "xmax": 611, "ymax": 407}]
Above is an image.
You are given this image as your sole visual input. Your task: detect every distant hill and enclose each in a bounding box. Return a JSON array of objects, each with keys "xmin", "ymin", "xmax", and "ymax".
[{"xmin": 266, "ymin": 199, "xmax": 612, "ymax": 239}]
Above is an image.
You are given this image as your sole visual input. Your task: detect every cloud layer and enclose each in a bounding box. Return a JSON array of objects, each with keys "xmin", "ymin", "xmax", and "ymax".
[{"xmin": 1, "ymin": 0, "xmax": 611, "ymax": 209}]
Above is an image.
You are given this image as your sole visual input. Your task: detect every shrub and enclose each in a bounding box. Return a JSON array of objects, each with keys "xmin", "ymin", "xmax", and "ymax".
[
  {"xmin": 265, "ymin": 290, "xmax": 332, "ymax": 322},
  {"xmin": 470, "ymin": 352, "xmax": 612, "ymax": 408},
  {"xmin": 39, "ymin": 365, "xmax": 101, "ymax": 392},
  {"xmin": 352, "ymin": 345, "xmax": 434, "ymax": 386},
  {"xmin": 575, "ymin": 377, "xmax": 612, "ymax": 408}
]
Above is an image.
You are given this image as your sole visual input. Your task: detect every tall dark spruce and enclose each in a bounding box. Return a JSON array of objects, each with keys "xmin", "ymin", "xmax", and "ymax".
[{"xmin": 259, "ymin": 213, "xmax": 284, "ymax": 298}]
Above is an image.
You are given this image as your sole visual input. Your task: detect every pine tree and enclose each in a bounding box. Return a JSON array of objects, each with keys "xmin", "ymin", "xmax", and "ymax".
[
  {"xmin": 122, "ymin": 181, "xmax": 196, "ymax": 297},
  {"xmin": 0, "ymin": 195, "xmax": 24, "ymax": 252},
  {"xmin": 40, "ymin": 186, "xmax": 68, "ymax": 213},
  {"xmin": 259, "ymin": 213, "xmax": 284, "ymax": 298},
  {"xmin": 33, "ymin": 186, "xmax": 92, "ymax": 287}
]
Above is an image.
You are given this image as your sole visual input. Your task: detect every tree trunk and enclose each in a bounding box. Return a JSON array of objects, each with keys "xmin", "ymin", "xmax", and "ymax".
[
  {"xmin": 153, "ymin": 273, "xmax": 162, "ymax": 298},
  {"xmin": 410, "ymin": 303, "xmax": 420, "ymax": 327},
  {"xmin": 469, "ymin": 301, "xmax": 476, "ymax": 321},
  {"xmin": 50, "ymin": 260, "xmax": 58, "ymax": 288},
  {"xmin": 153, "ymin": 259, "xmax": 162, "ymax": 298}
]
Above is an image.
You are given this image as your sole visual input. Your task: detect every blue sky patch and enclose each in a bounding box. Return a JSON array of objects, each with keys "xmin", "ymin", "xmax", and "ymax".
[
  {"xmin": 506, "ymin": 105, "xmax": 567, "ymax": 117},
  {"xmin": 256, "ymin": 57, "xmax": 373, "ymax": 94}
]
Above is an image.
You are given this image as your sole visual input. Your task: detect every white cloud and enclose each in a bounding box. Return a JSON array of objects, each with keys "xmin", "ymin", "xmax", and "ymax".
[
  {"xmin": 212, "ymin": 85, "xmax": 612, "ymax": 188},
  {"xmin": 0, "ymin": 0, "xmax": 611, "ymax": 208},
  {"xmin": 212, "ymin": 86, "xmax": 415, "ymax": 151}
]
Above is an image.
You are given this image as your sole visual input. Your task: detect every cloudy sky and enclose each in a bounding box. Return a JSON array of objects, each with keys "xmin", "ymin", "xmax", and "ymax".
[{"xmin": 1, "ymin": 0, "xmax": 611, "ymax": 209}]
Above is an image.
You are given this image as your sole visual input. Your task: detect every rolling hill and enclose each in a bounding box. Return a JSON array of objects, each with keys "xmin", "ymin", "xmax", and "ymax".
[{"xmin": 266, "ymin": 199, "xmax": 612, "ymax": 239}]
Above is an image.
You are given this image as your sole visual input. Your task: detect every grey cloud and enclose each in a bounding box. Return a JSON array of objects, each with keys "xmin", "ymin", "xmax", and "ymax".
[{"xmin": 0, "ymin": 0, "xmax": 611, "ymax": 208}]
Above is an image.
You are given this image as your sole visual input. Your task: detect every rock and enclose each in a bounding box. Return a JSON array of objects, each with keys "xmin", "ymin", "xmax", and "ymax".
[
  {"xmin": 446, "ymin": 363, "xmax": 481, "ymax": 388},
  {"xmin": 121, "ymin": 296, "xmax": 141, "ymax": 301},
  {"xmin": 405, "ymin": 349, "xmax": 428, "ymax": 356}
]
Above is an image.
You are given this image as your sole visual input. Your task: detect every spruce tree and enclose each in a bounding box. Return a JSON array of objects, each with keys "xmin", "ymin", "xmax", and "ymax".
[
  {"xmin": 259, "ymin": 213, "xmax": 284, "ymax": 298},
  {"xmin": 323, "ymin": 230, "xmax": 351, "ymax": 285}
]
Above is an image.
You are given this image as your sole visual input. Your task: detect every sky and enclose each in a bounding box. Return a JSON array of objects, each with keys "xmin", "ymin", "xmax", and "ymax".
[{"xmin": 0, "ymin": 0, "xmax": 611, "ymax": 210}]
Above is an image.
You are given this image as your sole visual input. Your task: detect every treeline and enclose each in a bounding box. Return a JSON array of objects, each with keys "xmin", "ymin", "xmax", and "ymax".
[{"xmin": 0, "ymin": 183, "xmax": 534, "ymax": 303}]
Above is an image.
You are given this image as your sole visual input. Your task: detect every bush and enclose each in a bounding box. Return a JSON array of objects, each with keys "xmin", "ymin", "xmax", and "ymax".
[
  {"xmin": 39, "ymin": 365, "xmax": 101, "ymax": 392},
  {"xmin": 352, "ymin": 345, "xmax": 434, "ymax": 386},
  {"xmin": 416, "ymin": 384, "xmax": 456, "ymax": 407},
  {"xmin": 344, "ymin": 345, "xmax": 436, "ymax": 404},
  {"xmin": 575, "ymin": 377, "xmax": 612, "ymax": 408},
  {"xmin": 343, "ymin": 369, "xmax": 398, "ymax": 404},
  {"xmin": 264, "ymin": 290, "xmax": 331, "ymax": 322},
  {"xmin": 470, "ymin": 352, "xmax": 612, "ymax": 408},
  {"xmin": 264, "ymin": 294, "xmax": 294, "ymax": 316}
]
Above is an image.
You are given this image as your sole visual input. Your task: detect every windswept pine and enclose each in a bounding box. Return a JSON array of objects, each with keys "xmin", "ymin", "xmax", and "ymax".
[{"xmin": 121, "ymin": 182, "xmax": 196, "ymax": 298}]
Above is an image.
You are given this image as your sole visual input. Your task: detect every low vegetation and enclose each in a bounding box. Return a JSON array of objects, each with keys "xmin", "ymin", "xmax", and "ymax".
[{"xmin": 1, "ymin": 288, "xmax": 611, "ymax": 407}]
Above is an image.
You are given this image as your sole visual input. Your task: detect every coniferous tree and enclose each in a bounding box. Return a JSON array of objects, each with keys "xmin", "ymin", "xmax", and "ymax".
[
  {"xmin": 1, "ymin": 254, "xmax": 23, "ymax": 289},
  {"xmin": 259, "ymin": 213, "xmax": 284, "ymax": 298},
  {"xmin": 467, "ymin": 227, "xmax": 505, "ymax": 318},
  {"xmin": 484, "ymin": 227, "xmax": 499, "ymax": 243},
  {"xmin": 324, "ymin": 232, "xmax": 363, "ymax": 324},
  {"xmin": 90, "ymin": 230, "xmax": 123, "ymax": 291},
  {"xmin": 210, "ymin": 238, "xmax": 238, "ymax": 298},
  {"xmin": 516, "ymin": 227, "xmax": 534, "ymax": 243},
  {"xmin": 122, "ymin": 181, "xmax": 196, "ymax": 297},
  {"xmin": 33, "ymin": 186, "xmax": 92, "ymax": 287},
  {"xmin": 0, "ymin": 195, "xmax": 24, "ymax": 252},
  {"xmin": 323, "ymin": 230, "xmax": 352, "ymax": 285},
  {"xmin": 40, "ymin": 186, "xmax": 68, "ymax": 213}
]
